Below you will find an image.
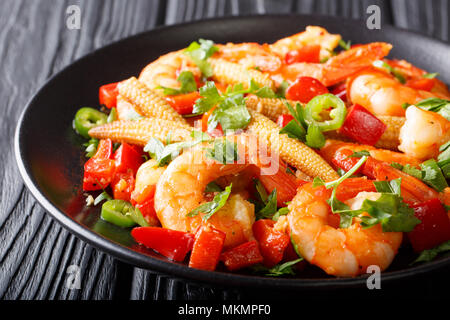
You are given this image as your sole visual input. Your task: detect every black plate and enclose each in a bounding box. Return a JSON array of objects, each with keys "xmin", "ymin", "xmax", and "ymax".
[{"xmin": 15, "ymin": 14, "xmax": 450, "ymax": 289}]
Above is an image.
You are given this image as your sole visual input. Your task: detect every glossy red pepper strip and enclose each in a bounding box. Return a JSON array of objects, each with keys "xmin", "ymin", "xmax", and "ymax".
[
  {"xmin": 408, "ymin": 199, "xmax": 450, "ymax": 252},
  {"xmin": 99, "ymin": 82, "xmax": 119, "ymax": 109},
  {"xmin": 220, "ymin": 240, "xmax": 263, "ymax": 271},
  {"xmin": 82, "ymin": 139, "xmax": 115, "ymax": 191},
  {"xmin": 253, "ymin": 219, "xmax": 290, "ymax": 267},
  {"xmin": 276, "ymin": 114, "xmax": 294, "ymax": 128},
  {"xmin": 339, "ymin": 104, "xmax": 387, "ymax": 146},
  {"xmin": 165, "ymin": 91, "xmax": 201, "ymax": 115},
  {"xmin": 189, "ymin": 225, "xmax": 226, "ymax": 271},
  {"xmin": 132, "ymin": 227, "xmax": 195, "ymax": 262},
  {"xmin": 114, "ymin": 142, "xmax": 143, "ymax": 175}
]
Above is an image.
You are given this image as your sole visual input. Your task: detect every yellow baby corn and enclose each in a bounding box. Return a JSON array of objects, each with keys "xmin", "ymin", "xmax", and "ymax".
[
  {"xmin": 247, "ymin": 110, "xmax": 339, "ymax": 181},
  {"xmin": 209, "ymin": 58, "xmax": 275, "ymax": 90},
  {"xmin": 246, "ymin": 96, "xmax": 297, "ymax": 122},
  {"xmin": 88, "ymin": 118, "xmax": 192, "ymax": 146},
  {"xmin": 118, "ymin": 77, "xmax": 187, "ymax": 124},
  {"xmin": 375, "ymin": 116, "xmax": 405, "ymax": 150}
]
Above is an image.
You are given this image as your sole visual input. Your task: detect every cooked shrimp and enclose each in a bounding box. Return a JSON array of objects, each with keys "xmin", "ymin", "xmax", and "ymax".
[
  {"xmin": 288, "ymin": 182, "xmax": 402, "ymax": 277},
  {"xmin": 132, "ymin": 159, "xmax": 167, "ymax": 203},
  {"xmin": 320, "ymin": 140, "xmax": 439, "ymax": 203},
  {"xmin": 214, "ymin": 42, "xmax": 282, "ymax": 73},
  {"xmin": 139, "ymin": 50, "xmax": 201, "ymax": 92},
  {"xmin": 347, "ymin": 68, "xmax": 448, "ymax": 117},
  {"xmin": 278, "ymin": 42, "xmax": 392, "ymax": 87},
  {"xmin": 398, "ymin": 105, "xmax": 450, "ymax": 160},
  {"xmin": 154, "ymin": 134, "xmax": 261, "ymax": 249},
  {"xmin": 270, "ymin": 26, "xmax": 341, "ymax": 62}
]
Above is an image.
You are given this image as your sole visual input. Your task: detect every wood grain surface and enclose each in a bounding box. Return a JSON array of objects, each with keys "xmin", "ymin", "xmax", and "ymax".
[{"xmin": 1, "ymin": 0, "xmax": 449, "ymax": 300}]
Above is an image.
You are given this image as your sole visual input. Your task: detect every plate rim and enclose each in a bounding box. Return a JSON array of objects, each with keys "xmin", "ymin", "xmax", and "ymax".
[{"xmin": 14, "ymin": 13, "xmax": 450, "ymax": 290}]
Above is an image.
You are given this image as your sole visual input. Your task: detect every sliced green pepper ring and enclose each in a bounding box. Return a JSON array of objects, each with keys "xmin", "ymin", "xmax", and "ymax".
[
  {"xmin": 304, "ymin": 93, "xmax": 347, "ymax": 132},
  {"xmin": 74, "ymin": 107, "xmax": 108, "ymax": 138},
  {"xmin": 101, "ymin": 200, "xmax": 137, "ymax": 228}
]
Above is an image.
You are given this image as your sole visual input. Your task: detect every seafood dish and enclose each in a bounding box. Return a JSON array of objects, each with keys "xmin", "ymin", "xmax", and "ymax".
[{"xmin": 73, "ymin": 26, "xmax": 450, "ymax": 277}]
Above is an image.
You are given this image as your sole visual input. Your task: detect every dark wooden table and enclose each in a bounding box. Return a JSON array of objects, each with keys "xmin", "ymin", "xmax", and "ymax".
[{"xmin": 1, "ymin": 0, "xmax": 449, "ymax": 300}]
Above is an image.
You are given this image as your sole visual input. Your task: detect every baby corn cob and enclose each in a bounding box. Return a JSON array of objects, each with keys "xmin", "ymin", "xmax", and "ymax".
[
  {"xmin": 246, "ymin": 96, "xmax": 297, "ymax": 122},
  {"xmin": 247, "ymin": 110, "xmax": 339, "ymax": 181},
  {"xmin": 209, "ymin": 58, "xmax": 275, "ymax": 90},
  {"xmin": 88, "ymin": 118, "xmax": 192, "ymax": 146},
  {"xmin": 375, "ymin": 116, "xmax": 405, "ymax": 150},
  {"xmin": 118, "ymin": 77, "xmax": 187, "ymax": 124}
]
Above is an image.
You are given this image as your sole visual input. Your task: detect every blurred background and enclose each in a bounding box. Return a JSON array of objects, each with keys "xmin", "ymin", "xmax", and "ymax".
[{"xmin": 1, "ymin": 0, "xmax": 449, "ymax": 300}]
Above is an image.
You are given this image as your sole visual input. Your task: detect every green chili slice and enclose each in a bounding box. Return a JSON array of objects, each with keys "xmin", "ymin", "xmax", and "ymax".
[
  {"xmin": 100, "ymin": 200, "xmax": 149, "ymax": 228},
  {"xmin": 74, "ymin": 107, "xmax": 108, "ymax": 138},
  {"xmin": 303, "ymin": 93, "xmax": 347, "ymax": 132}
]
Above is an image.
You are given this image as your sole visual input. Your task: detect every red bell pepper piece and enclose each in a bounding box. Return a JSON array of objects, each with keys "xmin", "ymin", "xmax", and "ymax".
[
  {"xmin": 189, "ymin": 225, "xmax": 226, "ymax": 271},
  {"xmin": 276, "ymin": 114, "xmax": 294, "ymax": 128},
  {"xmin": 334, "ymin": 177, "xmax": 377, "ymax": 202},
  {"xmin": 220, "ymin": 240, "xmax": 263, "ymax": 271},
  {"xmin": 330, "ymin": 147, "xmax": 365, "ymax": 173},
  {"xmin": 99, "ymin": 82, "xmax": 119, "ymax": 109},
  {"xmin": 135, "ymin": 198, "xmax": 159, "ymax": 226},
  {"xmin": 330, "ymin": 82, "xmax": 347, "ymax": 102},
  {"xmin": 165, "ymin": 91, "xmax": 201, "ymax": 115},
  {"xmin": 339, "ymin": 104, "xmax": 387, "ymax": 145},
  {"xmin": 132, "ymin": 227, "xmax": 195, "ymax": 261},
  {"xmin": 284, "ymin": 45, "xmax": 321, "ymax": 64},
  {"xmin": 405, "ymin": 78, "xmax": 435, "ymax": 92},
  {"xmin": 408, "ymin": 199, "xmax": 450, "ymax": 252},
  {"xmin": 82, "ymin": 158, "xmax": 115, "ymax": 191},
  {"xmin": 254, "ymin": 160, "xmax": 298, "ymax": 206},
  {"xmin": 111, "ymin": 172, "xmax": 135, "ymax": 202},
  {"xmin": 113, "ymin": 143, "xmax": 143, "ymax": 175},
  {"xmin": 201, "ymin": 106, "xmax": 223, "ymax": 137},
  {"xmin": 253, "ymin": 219, "xmax": 290, "ymax": 267},
  {"xmin": 285, "ymin": 76, "xmax": 329, "ymax": 103},
  {"xmin": 93, "ymin": 139, "xmax": 113, "ymax": 159},
  {"xmin": 82, "ymin": 139, "xmax": 115, "ymax": 191}
]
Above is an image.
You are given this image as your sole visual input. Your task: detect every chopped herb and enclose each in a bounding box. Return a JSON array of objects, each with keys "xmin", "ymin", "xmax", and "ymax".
[
  {"xmin": 290, "ymin": 233, "xmax": 303, "ymax": 258},
  {"xmin": 411, "ymin": 240, "xmax": 450, "ymax": 265},
  {"xmin": 305, "ymin": 123, "xmax": 326, "ymax": 149},
  {"xmin": 253, "ymin": 179, "xmax": 269, "ymax": 204},
  {"xmin": 346, "ymin": 150, "xmax": 371, "ymax": 159},
  {"xmin": 144, "ymin": 130, "xmax": 210, "ymax": 166},
  {"xmin": 338, "ymin": 39, "xmax": 351, "ymax": 51},
  {"xmin": 256, "ymin": 189, "xmax": 278, "ymax": 220},
  {"xmin": 157, "ymin": 71, "xmax": 197, "ymax": 95},
  {"xmin": 420, "ymin": 159, "xmax": 448, "ymax": 192},
  {"xmin": 272, "ymin": 207, "xmax": 289, "ymax": 221},
  {"xmin": 206, "ymin": 140, "xmax": 239, "ymax": 164},
  {"xmin": 423, "ymin": 72, "xmax": 439, "ymax": 79},
  {"xmin": 120, "ymin": 108, "xmax": 144, "ymax": 121},
  {"xmin": 94, "ymin": 191, "xmax": 113, "ymax": 206},
  {"xmin": 205, "ymin": 181, "xmax": 223, "ymax": 193},
  {"xmin": 390, "ymin": 162, "xmax": 423, "ymax": 180},
  {"xmin": 187, "ymin": 183, "xmax": 232, "ymax": 220},
  {"xmin": 286, "ymin": 166, "xmax": 296, "ymax": 176},
  {"xmin": 279, "ymin": 119, "xmax": 306, "ymax": 140},
  {"xmin": 415, "ymin": 98, "xmax": 450, "ymax": 121},
  {"xmin": 84, "ymin": 138, "xmax": 99, "ymax": 158},
  {"xmin": 276, "ymin": 80, "xmax": 290, "ymax": 98},
  {"xmin": 107, "ymin": 107, "xmax": 117, "ymax": 123},
  {"xmin": 372, "ymin": 60, "xmax": 406, "ymax": 84},
  {"xmin": 251, "ymin": 258, "xmax": 303, "ymax": 276},
  {"xmin": 184, "ymin": 39, "xmax": 219, "ymax": 77}
]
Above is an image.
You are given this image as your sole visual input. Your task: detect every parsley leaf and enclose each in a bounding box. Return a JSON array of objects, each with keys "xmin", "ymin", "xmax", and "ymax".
[
  {"xmin": 272, "ymin": 207, "xmax": 289, "ymax": 221},
  {"xmin": 256, "ymin": 189, "xmax": 278, "ymax": 220},
  {"xmin": 411, "ymin": 240, "xmax": 450, "ymax": 265},
  {"xmin": 205, "ymin": 181, "xmax": 223, "ymax": 193},
  {"xmin": 158, "ymin": 71, "xmax": 197, "ymax": 95},
  {"xmin": 415, "ymin": 98, "xmax": 450, "ymax": 121},
  {"xmin": 390, "ymin": 162, "xmax": 423, "ymax": 180},
  {"xmin": 305, "ymin": 123, "xmax": 326, "ymax": 149},
  {"xmin": 206, "ymin": 139, "xmax": 239, "ymax": 164},
  {"xmin": 346, "ymin": 150, "xmax": 371, "ymax": 159},
  {"xmin": 420, "ymin": 159, "xmax": 448, "ymax": 192},
  {"xmin": 187, "ymin": 183, "xmax": 232, "ymax": 220},
  {"xmin": 184, "ymin": 39, "xmax": 219, "ymax": 77},
  {"xmin": 372, "ymin": 60, "xmax": 406, "ymax": 84},
  {"xmin": 251, "ymin": 258, "xmax": 303, "ymax": 276}
]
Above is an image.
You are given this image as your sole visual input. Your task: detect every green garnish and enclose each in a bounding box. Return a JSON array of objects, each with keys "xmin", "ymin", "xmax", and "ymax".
[
  {"xmin": 205, "ymin": 181, "xmax": 223, "ymax": 193},
  {"xmin": 256, "ymin": 189, "xmax": 278, "ymax": 220},
  {"xmin": 414, "ymin": 98, "xmax": 450, "ymax": 121},
  {"xmin": 144, "ymin": 131, "xmax": 210, "ymax": 166},
  {"xmin": 272, "ymin": 207, "xmax": 289, "ymax": 221},
  {"xmin": 423, "ymin": 72, "xmax": 439, "ymax": 79},
  {"xmin": 420, "ymin": 159, "xmax": 448, "ymax": 192},
  {"xmin": 187, "ymin": 183, "xmax": 232, "ymax": 220},
  {"xmin": 94, "ymin": 191, "xmax": 113, "ymax": 206},
  {"xmin": 83, "ymin": 138, "xmax": 99, "ymax": 158},
  {"xmin": 251, "ymin": 259, "xmax": 303, "ymax": 277},
  {"xmin": 107, "ymin": 107, "xmax": 117, "ymax": 123},
  {"xmin": 157, "ymin": 71, "xmax": 197, "ymax": 95},
  {"xmin": 372, "ymin": 60, "xmax": 406, "ymax": 84},
  {"xmin": 411, "ymin": 240, "xmax": 450, "ymax": 265},
  {"xmin": 338, "ymin": 39, "xmax": 351, "ymax": 51},
  {"xmin": 184, "ymin": 39, "xmax": 219, "ymax": 77},
  {"xmin": 206, "ymin": 140, "xmax": 239, "ymax": 164},
  {"xmin": 346, "ymin": 150, "xmax": 371, "ymax": 159}
]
